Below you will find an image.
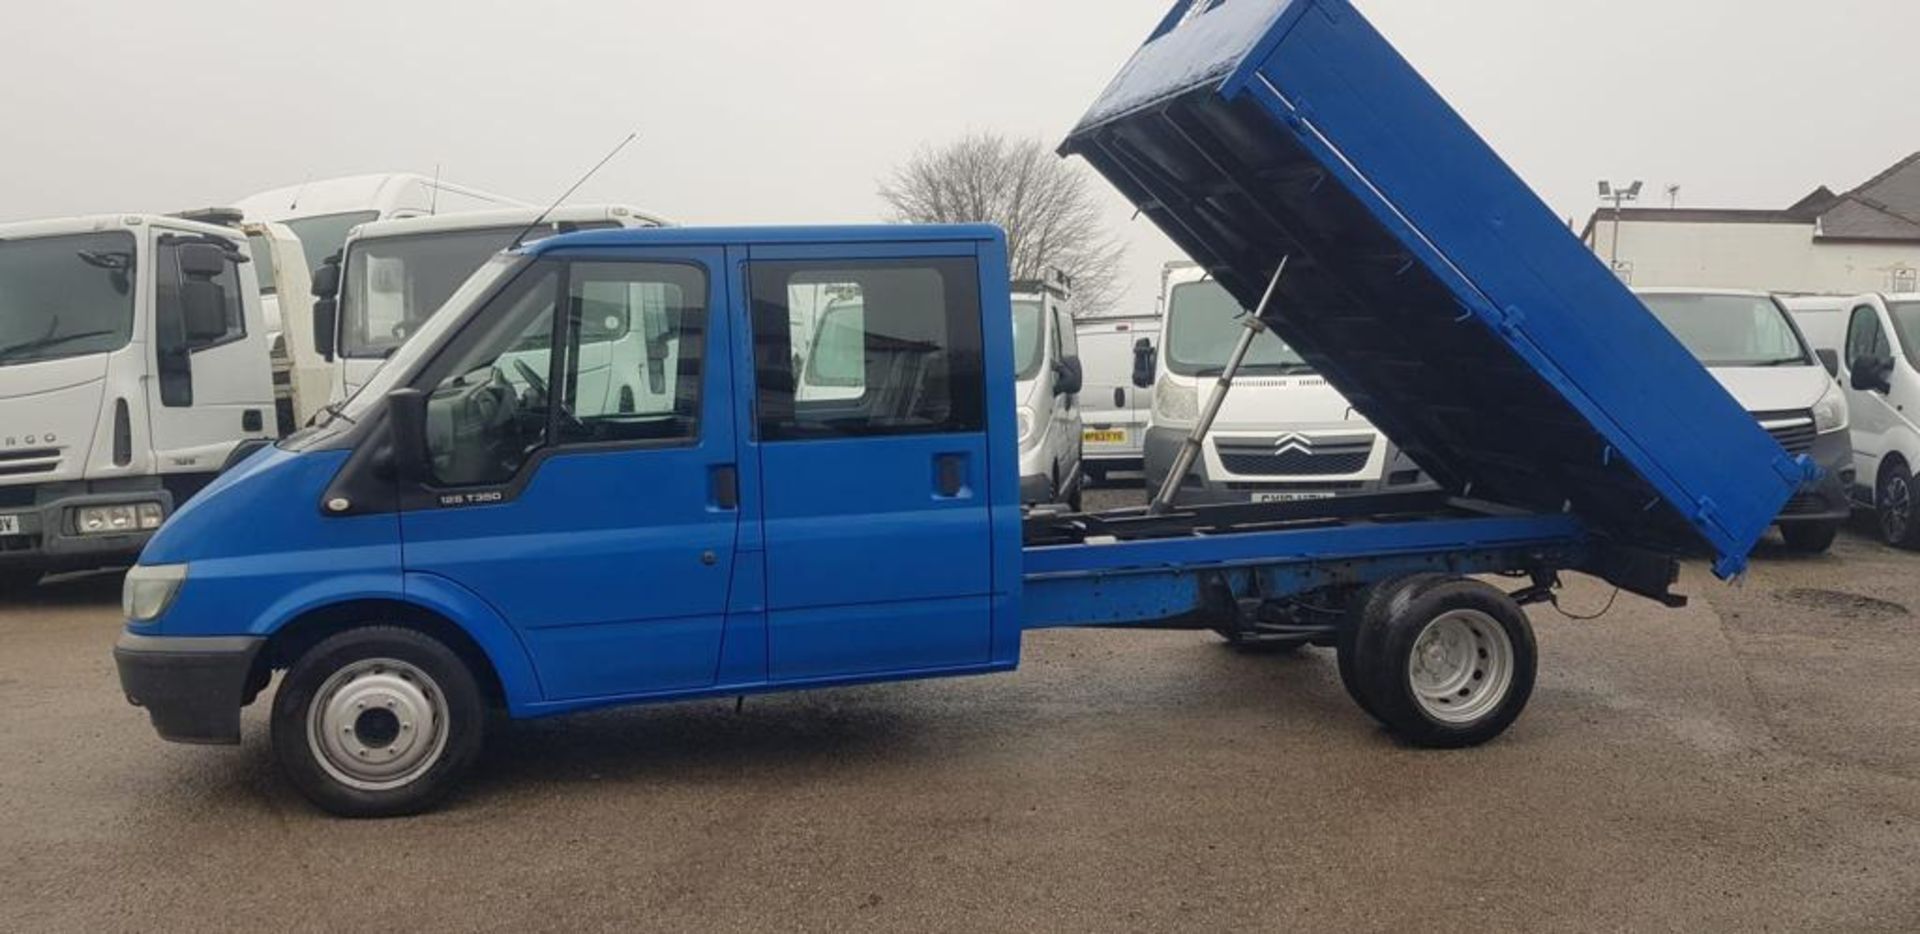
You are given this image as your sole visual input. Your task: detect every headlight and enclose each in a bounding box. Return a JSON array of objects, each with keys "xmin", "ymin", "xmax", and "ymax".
[
  {"xmin": 1812, "ymin": 384, "xmax": 1850, "ymax": 434},
  {"xmin": 76, "ymin": 502, "xmax": 165, "ymax": 535},
  {"xmin": 1017, "ymin": 407, "xmax": 1037, "ymax": 449},
  {"xmin": 1154, "ymin": 376, "xmax": 1200, "ymax": 424},
  {"xmin": 123, "ymin": 563, "xmax": 188, "ymax": 623}
]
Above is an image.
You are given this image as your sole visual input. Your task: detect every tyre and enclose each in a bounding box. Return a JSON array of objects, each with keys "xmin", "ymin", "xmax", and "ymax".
[
  {"xmin": 1877, "ymin": 460, "xmax": 1920, "ymax": 550},
  {"xmin": 1349, "ymin": 577, "xmax": 1537, "ymax": 748},
  {"xmin": 0, "ymin": 568, "xmax": 43, "ymax": 595},
  {"xmin": 1780, "ymin": 521, "xmax": 1840, "ymax": 554},
  {"xmin": 271, "ymin": 627, "xmax": 487, "ymax": 818},
  {"xmin": 1337, "ymin": 574, "xmax": 1451, "ymax": 723}
]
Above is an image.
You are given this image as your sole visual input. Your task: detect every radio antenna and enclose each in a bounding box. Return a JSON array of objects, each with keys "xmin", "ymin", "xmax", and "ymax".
[
  {"xmin": 509, "ymin": 132, "xmax": 639, "ymax": 251},
  {"xmin": 429, "ymin": 163, "xmax": 442, "ymax": 216}
]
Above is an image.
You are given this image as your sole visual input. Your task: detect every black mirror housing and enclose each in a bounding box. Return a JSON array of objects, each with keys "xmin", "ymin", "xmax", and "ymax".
[
  {"xmin": 313, "ymin": 298, "xmax": 339, "ymax": 362},
  {"xmin": 386, "ymin": 388, "xmax": 429, "ymax": 485},
  {"xmin": 311, "ymin": 255, "xmax": 341, "ymax": 300},
  {"xmin": 180, "ymin": 280, "xmax": 228, "ymax": 342},
  {"xmin": 1850, "ymin": 355, "xmax": 1894, "ymax": 394},
  {"xmin": 1131, "ymin": 337, "xmax": 1157, "ymax": 389},
  {"xmin": 177, "ymin": 242, "xmax": 228, "ymax": 279},
  {"xmin": 1054, "ymin": 356, "xmax": 1084, "ymax": 396}
]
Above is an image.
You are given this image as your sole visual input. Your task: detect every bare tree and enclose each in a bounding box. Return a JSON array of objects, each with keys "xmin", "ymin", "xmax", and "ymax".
[{"xmin": 879, "ymin": 132, "xmax": 1127, "ymax": 317}]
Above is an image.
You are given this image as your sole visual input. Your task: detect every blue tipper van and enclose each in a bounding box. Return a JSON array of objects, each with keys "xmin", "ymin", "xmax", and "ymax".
[{"xmin": 114, "ymin": 0, "xmax": 1810, "ymax": 817}]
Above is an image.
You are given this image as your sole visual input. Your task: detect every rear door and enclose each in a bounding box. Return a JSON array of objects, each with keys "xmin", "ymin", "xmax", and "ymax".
[
  {"xmin": 400, "ymin": 249, "xmax": 740, "ymax": 701},
  {"xmin": 745, "ymin": 249, "xmax": 996, "ymax": 682}
]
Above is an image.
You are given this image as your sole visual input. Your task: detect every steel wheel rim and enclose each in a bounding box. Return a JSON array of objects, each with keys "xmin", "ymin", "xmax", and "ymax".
[
  {"xmin": 1882, "ymin": 474, "xmax": 1912, "ymax": 543},
  {"xmin": 1407, "ymin": 610, "xmax": 1515, "ymax": 725},
  {"xmin": 306, "ymin": 658, "xmax": 450, "ymax": 792}
]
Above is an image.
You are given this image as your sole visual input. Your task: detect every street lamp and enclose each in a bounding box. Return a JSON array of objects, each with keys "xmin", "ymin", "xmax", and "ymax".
[{"xmin": 1598, "ymin": 180, "xmax": 1643, "ymax": 277}]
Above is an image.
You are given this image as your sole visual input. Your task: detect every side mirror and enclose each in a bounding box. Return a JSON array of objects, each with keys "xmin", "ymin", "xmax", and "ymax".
[
  {"xmin": 1054, "ymin": 356, "xmax": 1084, "ymax": 396},
  {"xmin": 177, "ymin": 242, "xmax": 229, "ymax": 279},
  {"xmin": 1132, "ymin": 338, "xmax": 1157, "ymax": 389},
  {"xmin": 1851, "ymin": 355, "xmax": 1894, "ymax": 394},
  {"xmin": 310, "ymin": 255, "xmax": 341, "ymax": 300},
  {"xmin": 1816, "ymin": 349, "xmax": 1839, "ymax": 378},
  {"xmin": 180, "ymin": 280, "xmax": 229, "ymax": 343},
  {"xmin": 386, "ymin": 388, "xmax": 428, "ymax": 485},
  {"xmin": 312, "ymin": 298, "xmax": 338, "ymax": 362}
]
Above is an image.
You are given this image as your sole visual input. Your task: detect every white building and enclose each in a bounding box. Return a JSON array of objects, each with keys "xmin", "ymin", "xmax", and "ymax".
[{"xmin": 1583, "ymin": 152, "xmax": 1920, "ymax": 294}]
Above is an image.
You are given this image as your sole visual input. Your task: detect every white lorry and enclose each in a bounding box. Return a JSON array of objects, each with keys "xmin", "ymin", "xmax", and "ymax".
[
  {"xmin": 1788, "ymin": 293, "xmax": 1920, "ymax": 548},
  {"xmin": 233, "ymin": 173, "xmax": 526, "ymax": 283},
  {"xmin": 0, "ymin": 214, "xmax": 273, "ymax": 588},
  {"xmin": 310, "ymin": 205, "xmax": 670, "ymax": 401},
  {"xmin": 1143, "ymin": 261, "xmax": 1426, "ymax": 503}
]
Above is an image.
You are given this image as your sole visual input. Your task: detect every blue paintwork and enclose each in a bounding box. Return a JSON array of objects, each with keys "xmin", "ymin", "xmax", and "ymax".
[{"xmin": 1063, "ymin": 0, "xmax": 1801, "ymax": 579}]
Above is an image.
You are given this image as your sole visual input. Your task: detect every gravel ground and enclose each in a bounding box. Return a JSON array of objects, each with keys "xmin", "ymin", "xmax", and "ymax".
[{"xmin": 1, "ymin": 483, "xmax": 1916, "ymax": 932}]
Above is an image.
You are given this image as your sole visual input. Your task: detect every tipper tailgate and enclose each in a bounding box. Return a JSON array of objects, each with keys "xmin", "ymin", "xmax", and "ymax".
[{"xmin": 1061, "ymin": 0, "xmax": 1808, "ymax": 578}]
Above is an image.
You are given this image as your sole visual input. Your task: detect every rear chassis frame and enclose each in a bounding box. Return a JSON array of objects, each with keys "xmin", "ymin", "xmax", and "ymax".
[{"xmin": 1021, "ymin": 491, "xmax": 1682, "ymax": 640}]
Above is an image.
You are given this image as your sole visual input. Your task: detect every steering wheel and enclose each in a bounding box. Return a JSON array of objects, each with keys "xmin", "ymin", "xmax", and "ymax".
[{"xmin": 512, "ymin": 359, "xmax": 548, "ymax": 397}]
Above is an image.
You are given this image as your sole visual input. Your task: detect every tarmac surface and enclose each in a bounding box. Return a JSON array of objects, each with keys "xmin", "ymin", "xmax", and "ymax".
[{"xmin": 2, "ymin": 485, "xmax": 1917, "ymax": 932}]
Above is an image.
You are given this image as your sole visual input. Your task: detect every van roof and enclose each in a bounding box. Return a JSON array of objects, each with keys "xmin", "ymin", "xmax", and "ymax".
[
  {"xmin": 1062, "ymin": 0, "xmax": 1802, "ymax": 577},
  {"xmin": 345, "ymin": 204, "xmax": 672, "ymax": 243},
  {"xmin": 522, "ymin": 224, "xmax": 1005, "ymax": 257},
  {"xmin": 1633, "ymin": 287, "xmax": 1774, "ymax": 299},
  {"xmin": 0, "ymin": 213, "xmax": 244, "ymax": 243},
  {"xmin": 233, "ymin": 173, "xmax": 527, "ymax": 221}
]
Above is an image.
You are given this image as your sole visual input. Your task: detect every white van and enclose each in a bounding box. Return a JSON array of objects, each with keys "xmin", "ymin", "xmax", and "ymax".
[
  {"xmin": 1144, "ymin": 262, "xmax": 1424, "ymax": 504},
  {"xmin": 0, "ymin": 214, "xmax": 273, "ymax": 587},
  {"xmin": 1011, "ymin": 274, "xmax": 1084, "ymax": 507},
  {"xmin": 311, "ymin": 205, "xmax": 670, "ymax": 401},
  {"xmin": 1638, "ymin": 289, "xmax": 1852, "ymax": 552},
  {"xmin": 234, "ymin": 174, "xmax": 526, "ymax": 284},
  {"xmin": 1075, "ymin": 314, "xmax": 1159, "ymax": 484},
  {"xmin": 1786, "ymin": 293, "xmax": 1920, "ymax": 548}
]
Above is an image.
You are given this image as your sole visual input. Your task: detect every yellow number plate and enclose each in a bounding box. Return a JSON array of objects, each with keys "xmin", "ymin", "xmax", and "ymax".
[{"xmin": 1083, "ymin": 430, "xmax": 1127, "ymax": 444}]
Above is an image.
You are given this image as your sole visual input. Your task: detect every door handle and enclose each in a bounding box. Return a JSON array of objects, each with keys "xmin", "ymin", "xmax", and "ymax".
[
  {"xmin": 1114, "ymin": 387, "xmax": 1126, "ymax": 409},
  {"xmin": 934, "ymin": 454, "xmax": 967, "ymax": 498},
  {"xmin": 711, "ymin": 464, "xmax": 739, "ymax": 510}
]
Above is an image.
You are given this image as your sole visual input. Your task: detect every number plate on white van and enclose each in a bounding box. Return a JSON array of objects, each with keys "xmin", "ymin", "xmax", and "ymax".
[
  {"xmin": 0, "ymin": 515, "xmax": 20, "ymax": 536},
  {"xmin": 1252, "ymin": 492, "xmax": 1338, "ymax": 504},
  {"xmin": 1084, "ymin": 429, "xmax": 1127, "ymax": 445}
]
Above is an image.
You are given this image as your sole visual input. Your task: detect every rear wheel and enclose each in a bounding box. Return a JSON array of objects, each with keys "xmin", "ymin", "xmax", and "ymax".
[
  {"xmin": 1345, "ymin": 577, "xmax": 1537, "ymax": 748},
  {"xmin": 271, "ymin": 627, "xmax": 486, "ymax": 818},
  {"xmin": 1780, "ymin": 521, "xmax": 1840, "ymax": 554},
  {"xmin": 1338, "ymin": 574, "xmax": 1450, "ymax": 723},
  {"xmin": 1878, "ymin": 460, "xmax": 1920, "ymax": 550}
]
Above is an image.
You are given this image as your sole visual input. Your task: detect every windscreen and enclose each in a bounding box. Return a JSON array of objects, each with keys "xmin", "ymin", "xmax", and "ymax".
[
  {"xmin": 284, "ymin": 211, "xmax": 379, "ymax": 274},
  {"xmin": 1012, "ymin": 300, "xmax": 1045, "ymax": 380},
  {"xmin": 1164, "ymin": 279, "xmax": 1308, "ymax": 376},
  {"xmin": 0, "ymin": 231, "xmax": 137, "ymax": 368},
  {"xmin": 1641, "ymin": 293, "xmax": 1810, "ymax": 368}
]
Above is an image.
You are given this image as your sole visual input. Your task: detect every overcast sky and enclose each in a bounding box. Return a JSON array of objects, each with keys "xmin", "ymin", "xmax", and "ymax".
[{"xmin": 3, "ymin": 0, "xmax": 1916, "ymax": 309}]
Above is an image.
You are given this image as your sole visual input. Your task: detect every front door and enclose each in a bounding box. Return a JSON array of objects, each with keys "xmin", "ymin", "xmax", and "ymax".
[
  {"xmin": 746, "ymin": 252, "xmax": 996, "ymax": 681},
  {"xmin": 146, "ymin": 234, "xmax": 275, "ymax": 473},
  {"xmin": 1843, "ymin": 302, "xmax": 1898, "ymax": 489},
  {"xmin": 400, "ymin": 250, "xmax": 739, "ymax": 701}
]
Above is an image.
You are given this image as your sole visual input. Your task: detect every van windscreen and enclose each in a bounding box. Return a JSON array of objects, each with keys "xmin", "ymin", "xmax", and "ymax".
[
  {"xmin": 1164, "ymin": 280, "xmax": 1308, "ymax": 376},
  {"xmin": 1640, "ymin": 294, "xmax": 1809, "ymax": 368}
]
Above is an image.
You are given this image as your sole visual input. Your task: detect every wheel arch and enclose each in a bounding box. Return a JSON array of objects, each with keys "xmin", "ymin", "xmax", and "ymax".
[{"xmin": 248, "ymin": 577, "xmax": 544, "ymax": 715}]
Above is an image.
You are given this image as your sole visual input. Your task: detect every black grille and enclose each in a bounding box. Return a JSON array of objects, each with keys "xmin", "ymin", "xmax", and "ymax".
[
  {"xmin": 0, "ymin": 448, "xmax": 59, "ymax": 464},
  {"xmin": 1216, "ymin": 438, "xmax": 1375, "ymax": 477},
  {"xmin": 1756, "ymin": 411, "xmax": 1817, "ymax": 456}
]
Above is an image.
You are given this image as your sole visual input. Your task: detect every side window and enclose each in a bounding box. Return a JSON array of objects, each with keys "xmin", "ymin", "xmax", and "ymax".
[
  {"xmin": 154, "ymin": 238, "xmax": 247, "ymax": 407},
  {"xmin": 422, "ymin": 261, "xmax": 708, "ymax": 488},
  {"xmin": 553, "ymin": 262, "xmax": 707, "ymax": 445},
  {"xmin": 424, "ymin": 266, "xmax": 560, "ymax": 487},
  {"xmin": 1055, "ymin": 305, "xmax": 1078, "ymax": 359},
  {"xmin": 1848, "ymin": 305, "xmax": 1890, "ymax": 365},
  {"xmin": 751, "ymin": 257, "xmax": 985, "ymax": 440}
]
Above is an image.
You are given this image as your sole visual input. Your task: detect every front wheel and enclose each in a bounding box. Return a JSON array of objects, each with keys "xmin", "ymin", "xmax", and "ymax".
[
  {"xmin": 1344, "ymin": 577, "xmax": 1537, "ymax": 748},
  {"xmin": 271, "ymin": 627, "xmax": 486, "ymax": 818},
  {"xmin": 1780, "ymin": 521, "xmax": 1841, "ymax": 554},
  {"xmin": 1878, "ymin": 461, "xmax": 1920, "ymax": 550}
]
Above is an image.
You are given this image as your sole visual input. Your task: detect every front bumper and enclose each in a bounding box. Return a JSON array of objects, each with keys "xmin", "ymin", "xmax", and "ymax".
[
  {"xmin": 1778, "ymin": 431, "xmax": 1854, "ymax": 525},
  {"xmin": 0, "ymin": 485, "xmax": 175, "ymax": 572},
  {"xmin": 114, "ymin": 633, "xmax": 266, "ymax": 745}
]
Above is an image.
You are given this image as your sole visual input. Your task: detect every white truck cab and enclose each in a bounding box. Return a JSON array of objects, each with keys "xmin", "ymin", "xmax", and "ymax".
[
  {"xmin": 1638, "ymin": 289, "xmax": 1853, "ymax": 552},
  {"xmin": 310, "ymin": 205, "xmax": 670, "ymax": 402},
  {"xmin": 1011, "ymin": 273, "xmax": 1084, "ymax": 508},
  {"xmin": 0, "ymin": 214, "xmax": 272, "ymax": 587},
  {"xmin": 1074, "ymin": 313, "xmax": 1160, "ymax": 484},
  {"xmin": 1144, "ymin": 261, "xmax": 1424, "ymax": 504},
  {"xmin": 1787, "ymin": 292, "xmax": 1920, "ymax": 548}
]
